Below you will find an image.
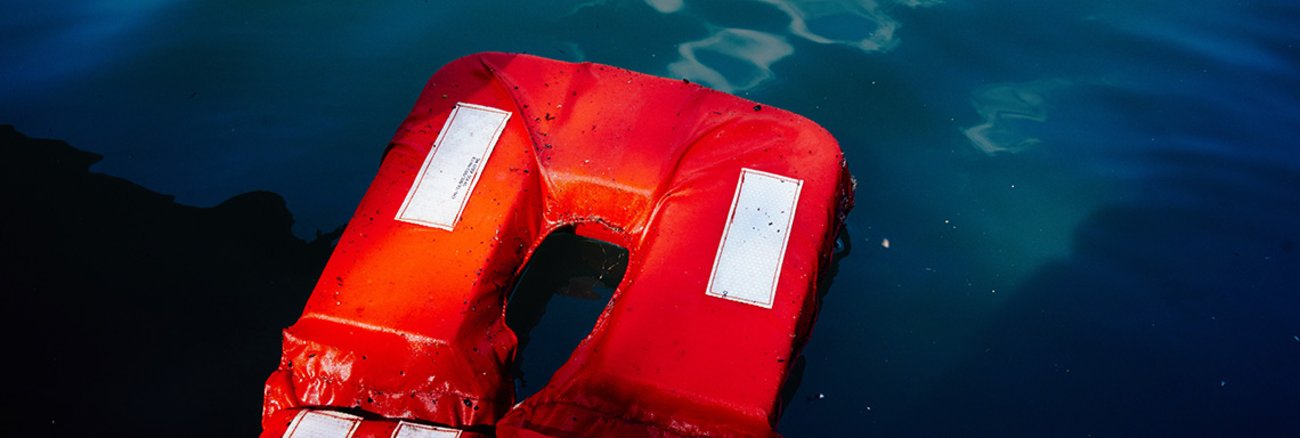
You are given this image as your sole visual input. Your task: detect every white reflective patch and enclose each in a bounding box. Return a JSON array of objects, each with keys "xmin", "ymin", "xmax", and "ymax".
[
  {"xmin": 396, "ymin": 103, "xmax": 511, "ymax": 230},
  {"xmin": 707, "ymin": 168, "xmax": 802, "ymax": 309},
  {"xmin": 391, "ymin": 421, "xmax": 463, "ymax": 438},
  {"xmin": 283, "ymin": 410, "xmax": 361, "ymax": 438}
]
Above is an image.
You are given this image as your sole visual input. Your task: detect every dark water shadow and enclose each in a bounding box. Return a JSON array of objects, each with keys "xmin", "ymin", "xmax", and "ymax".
[
  {"xmin": 777, "ymin": 226, "xmax": 852, "ymax": 417},
  {"xmin": 1, "ymin": 126, "xmax": 339, "ymax": 436},
  {"xmin": 504, "ymin": 230, "xmax": 627, "ymax": 400},
  {"xmin": 881, "ymin": 156, "xmax": 1300, "ymax": 436}
]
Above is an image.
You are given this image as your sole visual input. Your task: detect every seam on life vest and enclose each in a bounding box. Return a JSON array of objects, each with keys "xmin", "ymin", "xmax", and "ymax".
[
  {"xmin": 478, "ymin": 55, "xmax": 556, "ymax": 205},
  {"xmin": 523, "ymin": 398, "xmax": 752, "ymax": 437},
  {"xmin": 282, "ymin": 370, "xmax": 500, "ymax": 423},
  {"xmin": 300, "ymin": 314, "xmax": 451, "ymax": 346},
  {"xmin": 640, "ymin": 116, "xmax": 743, "ymax": 249}
]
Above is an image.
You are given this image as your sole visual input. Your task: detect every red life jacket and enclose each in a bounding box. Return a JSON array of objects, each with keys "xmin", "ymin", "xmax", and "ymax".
[{"xmin": 263, "ymin": 52, "xmax": 854, "ymax": 438}]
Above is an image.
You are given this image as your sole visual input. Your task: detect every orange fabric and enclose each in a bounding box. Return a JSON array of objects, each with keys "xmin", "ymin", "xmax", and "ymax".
[{"xmin": 262, "ymin": 52, "xmax": 853, "ymax": 437}]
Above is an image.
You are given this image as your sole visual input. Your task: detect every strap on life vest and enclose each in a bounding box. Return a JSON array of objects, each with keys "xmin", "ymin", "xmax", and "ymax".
[{"xmin": 262, "ymin": 52, "xmax": 854, "ymax": 437}]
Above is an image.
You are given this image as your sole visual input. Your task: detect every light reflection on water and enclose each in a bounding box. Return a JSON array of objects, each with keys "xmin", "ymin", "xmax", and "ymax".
[
  {"xmin": 668, "ymin": 27, "xmax": 793, "ymax": 92},
  {"xmin": 648, "ymin": 0, "xmax": 940, "ymax": 91},
  {"xmin": 2, "ymin": 0, "xmax": 1298, "ymax": 435},
  {"xmin": 962, "ymin": 78, "xmax": 1070, "ymax": 155}
]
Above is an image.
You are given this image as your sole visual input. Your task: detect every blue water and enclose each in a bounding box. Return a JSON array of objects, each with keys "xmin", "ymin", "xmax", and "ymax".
[{"xmin": 4, "ymin": 1, "xmax": 1298, "ymax": 435}]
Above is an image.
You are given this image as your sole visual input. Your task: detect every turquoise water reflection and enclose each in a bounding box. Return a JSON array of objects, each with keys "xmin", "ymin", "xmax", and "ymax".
[{"xmin": 3, "ymin": 0, "xmax": 1297, "ymax": 435}]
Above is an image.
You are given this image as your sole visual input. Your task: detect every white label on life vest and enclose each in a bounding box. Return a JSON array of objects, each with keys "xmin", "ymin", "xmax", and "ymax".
[
  {"xmin": 396, "ymin": 102, "xmax": 511, "ymax": 230},
  {"xmin": 283, "ymin": 410, "xmax": 361, "ymax": 438},
  {"xmin": 392, "ymin": 421, "xmax": 463, "ymax": 438},
  {"xmin": 706, "ymin": 168, "xmax": 803, "ymax": 309}
]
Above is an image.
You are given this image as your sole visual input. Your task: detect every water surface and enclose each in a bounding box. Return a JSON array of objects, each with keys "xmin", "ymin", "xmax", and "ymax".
[{"xmin": 3, "ymin": 0, "xmax": 1297, "ymax": 435}]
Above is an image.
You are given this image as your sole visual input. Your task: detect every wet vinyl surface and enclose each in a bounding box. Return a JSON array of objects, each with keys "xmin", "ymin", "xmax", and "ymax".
[{"xmin": 3, "ymin": 1, "xmax": 1299, "ymax": 436}]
